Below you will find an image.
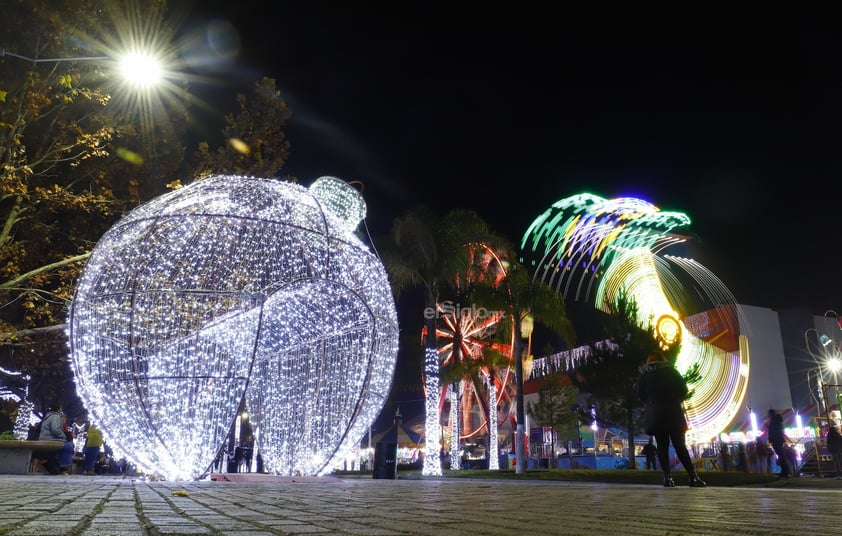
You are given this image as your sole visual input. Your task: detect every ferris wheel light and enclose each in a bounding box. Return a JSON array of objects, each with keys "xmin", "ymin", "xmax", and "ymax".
[{"xmin": 826, "ymin": 357, "xmax": 842, "ymax": 373}]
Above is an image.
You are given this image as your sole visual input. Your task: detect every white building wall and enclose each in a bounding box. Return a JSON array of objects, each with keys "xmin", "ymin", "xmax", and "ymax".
[{"xmin": 735, "ymin": 304, "xmax": 793, "ymax": 428}]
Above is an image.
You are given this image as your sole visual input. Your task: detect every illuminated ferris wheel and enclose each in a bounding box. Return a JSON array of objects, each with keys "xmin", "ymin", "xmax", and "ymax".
[{"xmin": 433, "ymin": 243, "xmax": 517, "ymax": 445}]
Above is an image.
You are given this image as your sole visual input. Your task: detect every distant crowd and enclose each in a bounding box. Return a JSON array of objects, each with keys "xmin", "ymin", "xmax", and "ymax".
[{"xmin": 29, "ymin": 402, "xmax": 135, "ymax": 475}]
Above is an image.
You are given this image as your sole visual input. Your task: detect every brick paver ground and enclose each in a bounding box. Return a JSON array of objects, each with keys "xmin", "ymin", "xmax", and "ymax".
[{"xmin": 0, "ymin": 473, "xmax": 838, "ymax": 535}]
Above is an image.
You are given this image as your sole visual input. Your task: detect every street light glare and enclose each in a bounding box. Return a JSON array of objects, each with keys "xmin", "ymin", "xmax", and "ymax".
[{"xmin": 119, "ymin": 52, "xmax": 162, "ymax": 89}]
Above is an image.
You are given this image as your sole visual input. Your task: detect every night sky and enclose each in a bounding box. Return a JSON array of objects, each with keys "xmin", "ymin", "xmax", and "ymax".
[{"xmin": 176, "ymin": 1, "xmax": 840, "ymax": 315}]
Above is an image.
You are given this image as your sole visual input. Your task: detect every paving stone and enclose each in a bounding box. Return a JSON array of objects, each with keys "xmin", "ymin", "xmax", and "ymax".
[{"xmin": 0, "ymin": 474, "xmax": 840, "ymax": 535}]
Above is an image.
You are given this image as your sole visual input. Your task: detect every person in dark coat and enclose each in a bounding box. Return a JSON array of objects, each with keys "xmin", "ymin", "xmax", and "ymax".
[
  {"xmin": 735, "ymin": 441, "xmax": 749, "ymax": 472},
  {"xmin": 636, "ymin": 351, "xmax": 706, "ymax": 488},
  {"xmin": 719, "ymin": 442, "xmax": 731, "ymax": 471},
  {"xmin": 755, "ymin": 436, "xmax": 772, "ymax": 475},
  {"xmin": 642, "ymin": 436, "xmax": 658, "ymax": 470},
  {"xmin": 825, "ymin": 424, "xmax": 842, "ymax": 478},
  {"xmin": 765, "ymin": 409, "xmax": 791, "ymax": 478}
]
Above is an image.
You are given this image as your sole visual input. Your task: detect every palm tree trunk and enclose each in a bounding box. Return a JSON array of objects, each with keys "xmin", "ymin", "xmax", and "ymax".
[
  {"xmin": 487, "ymin": 374, "xmax": 499, "ymax": 470},
  {"xmin": 450, "ymin": 327, "xmax": 463, "ymax": 470},
  {"xmin": 450, "ymin": 381, "xmax": 461, "ymax": 470},
  {"xmin": 514, "ymin": 326, "xmax": 526, "ymax": 475},
  {"xmin": 626, "ymin": 408, "xmax": 637, "ymax": 470},
  {"xmin": 422, "ymin": 311, "xmax": 443, "ymax": 476},
  {"xmin": 549, "ymin": 434, "xmax": 556, "ymax": 469}
]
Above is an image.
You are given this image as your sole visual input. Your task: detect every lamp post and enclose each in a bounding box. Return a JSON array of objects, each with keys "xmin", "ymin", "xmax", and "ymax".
[
  {"xmin": 805, "ymin": 327, "xmax": 842, "ymax": 424},
  {"xmin": 1, "ymin": 48, "xmax": 108, "ymax": 62},
  {"xmin": 513, "ymin": 313, "xmax": 535, "ymax": 475},
  {"xmin": 1, "ymin": 48, "xmax": 163, "ymax": 88},
  {"xmin": 591, "ymin": 406, "xmax": 598, "ymax": 464}
]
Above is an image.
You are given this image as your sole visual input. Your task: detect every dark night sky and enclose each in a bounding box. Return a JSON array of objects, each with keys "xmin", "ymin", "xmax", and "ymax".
[{"xmin": 176, "ymin": 1, "xmax": 840, "ymax": 315}]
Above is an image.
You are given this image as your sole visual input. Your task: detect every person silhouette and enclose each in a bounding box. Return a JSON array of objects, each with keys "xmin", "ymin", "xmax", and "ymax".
[
  {"xmin": 735, "ymin": 442, "xmax": 748, "ymax": 472},
  {"xmin": 719, "ymin": 442, "xmax": 731, "ymax": 472},
  {"xmin": 826, "ymin": 424, "xmax": 842, "ymax": 478},
  {"xmin": 636, "ymin": 351, "xmax": 706, "ymax": 488},
  {"xmin": 765, "ymin": 409, "xmax": 790, "ymax": 478},
  {"xmin": 755, "ymin": 436, "xmax": 771, "ymax": 475},
  {"xmin": 642, "ymin": 436, "xmax": 658, "ymax": 470}
]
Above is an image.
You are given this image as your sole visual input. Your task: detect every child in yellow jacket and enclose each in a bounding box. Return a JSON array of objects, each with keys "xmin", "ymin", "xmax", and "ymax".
[{"xmin": 84, "ymin": 424, "xmax": 104, "ymax": 475}]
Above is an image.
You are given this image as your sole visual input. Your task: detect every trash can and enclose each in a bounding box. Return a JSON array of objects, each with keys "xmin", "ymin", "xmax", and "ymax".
[
  {"xmin": 227, "ymin": 459, "xmax": 238, "ymax": 473},
  {"xmin": 372, "ymin": 442, "xmax": 397, "ymax": 479}
]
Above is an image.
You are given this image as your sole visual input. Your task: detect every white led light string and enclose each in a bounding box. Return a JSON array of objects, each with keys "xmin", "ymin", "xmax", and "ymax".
[{"xmin": 69, "ymin": 175, "xmax": 398, "ymax": 480}]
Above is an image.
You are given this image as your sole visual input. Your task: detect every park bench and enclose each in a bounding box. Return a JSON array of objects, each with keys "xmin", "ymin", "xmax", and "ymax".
[{"xmin": 0, "ymin": 440, "xmax": 65, "ymax": 474}]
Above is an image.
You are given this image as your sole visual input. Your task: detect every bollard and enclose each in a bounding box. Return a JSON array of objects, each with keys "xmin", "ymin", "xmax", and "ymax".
[{"xmin": 372, "ymin": 442, "xmax": 397, "ymax": 479}]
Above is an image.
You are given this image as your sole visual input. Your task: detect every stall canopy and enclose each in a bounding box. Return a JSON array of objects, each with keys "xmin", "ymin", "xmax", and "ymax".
[{"xmin": 370, "ymin": 407, "xmax": 425, "ymax": 448}]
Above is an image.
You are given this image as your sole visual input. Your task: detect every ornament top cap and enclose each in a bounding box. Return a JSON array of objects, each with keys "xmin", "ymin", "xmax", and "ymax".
[{"xmin": 309, "ymin": 176, "xmax": 366, "ymax": 233}]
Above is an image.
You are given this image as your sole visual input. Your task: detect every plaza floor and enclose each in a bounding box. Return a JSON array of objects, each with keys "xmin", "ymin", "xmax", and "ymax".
[{"xmin": 0, "ymin": 472, "xmax": 839, "ymax": 536}]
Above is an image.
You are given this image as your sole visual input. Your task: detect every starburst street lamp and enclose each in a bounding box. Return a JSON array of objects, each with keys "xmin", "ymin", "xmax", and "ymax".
[
  {"xmin": 818, "ymin": 312, "xmax": 842, "ymax": 408},
  {"xmin": 2, "ymin": 36, "xmax": 188, "ymax": 163},
  {"xmin": 805, "ymin": 326, "xmax": 842, "ymax": 423}
]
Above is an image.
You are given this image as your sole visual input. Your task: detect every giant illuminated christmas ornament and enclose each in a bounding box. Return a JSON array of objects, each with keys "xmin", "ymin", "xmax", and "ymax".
[
  {"xmin": 68, "ymin": 175, "xmax": 399, "ymax": 480},
  {"xmin": 520, "ymin": 193, "xmax": 747, "ymax": 443}
]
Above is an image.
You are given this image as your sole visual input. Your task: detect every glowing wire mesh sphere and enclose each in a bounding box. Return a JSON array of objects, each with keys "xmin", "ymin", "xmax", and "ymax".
[{"xmin": 68, "ymin": 175, "xmax": 399, "ymax": 480}]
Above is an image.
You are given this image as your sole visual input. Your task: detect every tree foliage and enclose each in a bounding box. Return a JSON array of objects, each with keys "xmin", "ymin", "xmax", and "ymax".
[
  {"xmin": 474, "ymin": 262, "xmax": 576, "ymax": 473},
  {"xmin": 189, "ymin": 77, "xmax": 291, "ymax": 180},
  {"xmin": 527, "ymin": 370, "xmax": 579, "ymax": 468},
  {"xmin": 566, "ymin": 290, "xmax": 679, "ymax": 469},
  {"xmin": 0, "ymin": 0, "xmax": 292, "ymax": 423}
]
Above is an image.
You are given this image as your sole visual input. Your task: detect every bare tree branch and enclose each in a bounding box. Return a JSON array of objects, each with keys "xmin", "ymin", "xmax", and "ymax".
[
  {"xmin": 0, "ymin": 322, "xmax": 67, "ymax": 342},
  {"xmin": 0, "ymin": 253, "xmax": 89, "ymax": 290}
]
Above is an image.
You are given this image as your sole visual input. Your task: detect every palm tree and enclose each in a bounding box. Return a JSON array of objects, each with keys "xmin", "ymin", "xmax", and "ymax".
[
  {"xmin": 439, "ymin": 345, "xmax": 477, "ymax": 470},
  {"xmin": 436, "ymin": 240, "xmax": 510, "ymax": 470},
  {"xmin": 476, "ymin": 263, "xmax": 576, "ymax": 474},
  {"xmin": 475, "ymin": 345, "xmax": 519, "ymax": 470},
  {"xmin": 380, "ymin": 207, "xmax": 510, "ymax": 476}
]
